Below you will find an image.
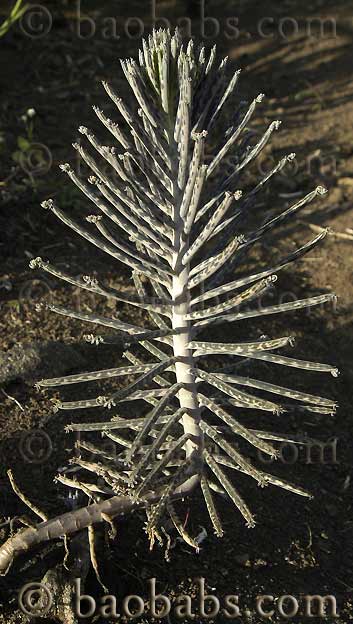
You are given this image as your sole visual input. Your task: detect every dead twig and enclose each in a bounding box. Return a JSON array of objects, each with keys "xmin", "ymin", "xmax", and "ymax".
[{"xmin": 7, "ymin": 469, "xmax": 48, "ymax": 521}]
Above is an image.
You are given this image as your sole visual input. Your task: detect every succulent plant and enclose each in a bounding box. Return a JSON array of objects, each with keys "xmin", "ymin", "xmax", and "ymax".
[{"xmin": 0, "ymin": 28, "xmax": 337, "ymax": 575}]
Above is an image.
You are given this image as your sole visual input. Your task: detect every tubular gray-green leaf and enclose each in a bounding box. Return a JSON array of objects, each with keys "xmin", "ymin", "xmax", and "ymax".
[
  {"xmin": 197, "ymin": 369, "xmax": 283, "ymax": 414},
  {"xmin": 200, "ymin": 475, "xmax": 224, "ymax": 537},
  {"xmin": 135, "ymin": 432, "xmax": 191, "ymax": 497},
  {"xmin": 248, "ymin": 186, "xmax": 328, "ymax": 243},
  {"xmin": 183, "ymin": 165, "xmax": 208, "ymax": 236},
  {"xmin": 130, "ymin": 408, "xmax": 185, "ymax": 484},
  {"xmin": 125, "ymin": 383, "xmax": 182, "ymax": 463},
  {"xmin": 179, "ymin": 131, "xmax": 207, "ymax": 219},
  {"xmin": 234, "ymin": 350, "xmax": 338, "ymax": 375},
  {"xmin": 30, "ymin": 256, "xmax": 173, "ymax": 314},
  {"xmin": 108, "ymin": 357, "xmax": 176, "ymax": 404},
  {"xmin": 183, "ymin": 191, "xmax": 238, "ymax": 265},
  {"xmin": 92, "ymin": 105, "xmax": 130, "ymax": 149},
  {"xmin": 189, "ymin": 235, "xmax": 243, "ymax": 289},
  {"xmin": 204, "ymin": 449, "xmax": 255, "ymax": 528},
  {"xmin": 206, "ymin": 94, "xmax": 264, "ymax": 180},
  {"xmin": 39, "ymin": 302, "xmax": 143, "ymax": 334},
  {"xmin": 194, "ymin": 293, "xmax": 336, "ymax": 328},
  {"xmin": 214, "ymin": 455, "xmax": 312, "ymax": 499},
  {"xmin": 223, "ymin": 119, "xmax": 281, "ymax": 187},
  {"xmin": 211, "ymin": 372, "xmax": 336, "ymax": 409},
  {"xmin": 200, "ymin": 421, "xmax": 267, "ymax": 485},
  {"xmin": 132, "ymin": 271, "xmax": 171, "ymax": 331},
  {"xmin": 36, "ymin": 363, "xmax": 158, "ymax": 388},
  {"xmin": 207, "ymin": 68, "xmax": 241, "ymax": 130},
  {"xmin": 41, "ymin": 198, "xmax": 170, "ymax": 287},
  {"xmin": 190, "ymin": 335, "xmax": 294, "ymax": 356},
  {"xmin": 190, "ymin": 231, "xmax": 327, "ymax": 305},
  {"xmin": 188, "ymin": 276, "xmax": 276, "ymax": 321},
  {"xmin": 199, "ymin": 395, "xmax": 278, "ymax": 458}
]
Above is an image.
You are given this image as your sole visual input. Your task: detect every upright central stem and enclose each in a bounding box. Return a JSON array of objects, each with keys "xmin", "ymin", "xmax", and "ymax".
[
  {"xmin": 172, "ymin": 273, "xmax": 201, "ymax": 446},
  {"xmin": 171, "ymin": 226, "xmax": 203, "ymax": 462},
  {"xmin": 167, "ymin": 116, "xmax": 203, "ymax": 479}
]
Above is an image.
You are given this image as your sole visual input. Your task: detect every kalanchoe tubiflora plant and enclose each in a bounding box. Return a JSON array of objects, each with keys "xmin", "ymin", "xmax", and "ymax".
[{"xmin": 0, "ymin": 28, "xmax": 338, "ymax": 575}]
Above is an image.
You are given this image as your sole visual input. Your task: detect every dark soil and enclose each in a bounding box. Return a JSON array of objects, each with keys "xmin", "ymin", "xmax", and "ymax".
[{"xmin": 0, "ymin": 0, "xmax": 352, "ymax": 622}]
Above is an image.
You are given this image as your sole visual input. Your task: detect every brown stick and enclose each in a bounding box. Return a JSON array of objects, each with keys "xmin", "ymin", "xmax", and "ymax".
[
  {"xmin": 0, "ymin": 475, "xmax": 199, "ymax": 575},
  {"xmin": 0, "ymin": 492, "xmax": 150, "ymax": 576}
]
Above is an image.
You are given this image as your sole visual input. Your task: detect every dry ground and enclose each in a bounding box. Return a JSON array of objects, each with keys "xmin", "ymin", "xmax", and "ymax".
[{"xmin": 0, "ymin": 0, "xmax": 352, "ymax": 621}]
